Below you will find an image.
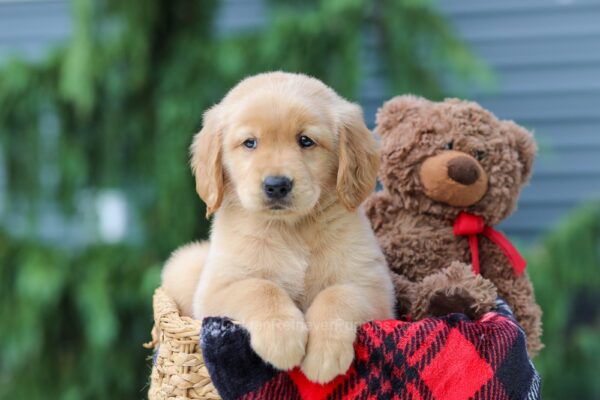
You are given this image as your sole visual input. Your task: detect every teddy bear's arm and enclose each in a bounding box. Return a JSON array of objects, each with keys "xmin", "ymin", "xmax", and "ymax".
[
  {"xmin": 409, "ymin": 261, "xmax": 497, "ymax": 320},
  {"xmin": 389, "ymin": 271, "xmax": 414, "ymax": 317}
]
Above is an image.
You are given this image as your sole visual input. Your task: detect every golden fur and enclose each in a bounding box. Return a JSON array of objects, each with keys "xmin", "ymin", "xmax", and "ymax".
[{"xmin": 161, "ymin": 72, "xmax": 395, "ymax": 383}]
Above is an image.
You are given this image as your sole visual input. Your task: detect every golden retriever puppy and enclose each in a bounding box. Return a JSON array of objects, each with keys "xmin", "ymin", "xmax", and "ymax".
[{"xmin": 161, "ymin": 72, "xmax": 395, "ymax": 383}]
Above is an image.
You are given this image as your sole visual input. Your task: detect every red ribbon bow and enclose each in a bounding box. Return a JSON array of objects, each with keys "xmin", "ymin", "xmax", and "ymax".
[{"xmin": 453, "ymin": 212, "xmax": 526, "ymax": 277}]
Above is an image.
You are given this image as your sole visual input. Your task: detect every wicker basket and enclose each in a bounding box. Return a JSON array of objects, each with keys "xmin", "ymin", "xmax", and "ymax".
[{"xmin": 145, "ymin": 288, "xmax": 220, "ymax": 399}]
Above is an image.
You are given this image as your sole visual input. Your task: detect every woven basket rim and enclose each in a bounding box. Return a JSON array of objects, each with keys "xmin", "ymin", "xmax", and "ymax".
[{"xmin": 147, "ymin": 287, "xmax": 220, "ymax": 400}]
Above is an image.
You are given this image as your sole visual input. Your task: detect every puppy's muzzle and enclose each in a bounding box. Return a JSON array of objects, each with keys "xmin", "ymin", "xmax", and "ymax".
[{"xmin": 263, "ymin": 176, "xmax": 293, "ymax": 200}]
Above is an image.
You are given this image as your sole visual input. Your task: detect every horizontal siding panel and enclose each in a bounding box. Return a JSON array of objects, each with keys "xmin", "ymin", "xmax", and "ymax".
[
  {"xmin": 520, "ymin": 175, "xmax": 600, "ymax": 204},
  {"xmin": 492, "ymin": 63, "xmax": 600, "ymax": 94},
  {"xmin": 0, "ymin": 17, "xmax": 70, "ymax": 40},
  {"xmin": 363, "ymin": 87, "xmax": 600, "ymax": 109},
  {"xmin": 0, "ymin": 0, "xmax": 69, "ymax": 17},
  {"xmin": 360, "ymin": 92, "xmax": 600, "ymax": 127},
  {"xmin": 0, "ymin": 42, "xmax": 50, "ymax": 60},
  {"xmin": 359, "ymin": 75, "xmax": 387, "ymax": 103},
  {"xmin": 499, "ymin": 231, "xmax": 538, "ymax": 244},
  {"xmin": 500, "ymin": 203, "xmax": 581, "ymax": 233},
  {"xmin": 440, "ymin": 0, "xmax": 600, "ymax": 14},
  {"xmin": 529, "ymin": 120, "xmax": 600, "ymax": 148},
  {"xmin": 216, "ymin": 0, "xmax": 266, "ymax": 34},
  {"xmin": 0, "ymin": 32, "xmax": 69, "ymax": 43},
  {"xmin": 0, "ymin": 1, "xmax": 70, "ymax": 38},
  {"xmin": 475, "ymin": 91, "xmax": 600, "ymax": 121},
  {"xmin": 468, "ymin": 34, "xmax": 600, "ymax": 68},
  {"xmin": 0, "ymin": 0, "xmax": 71, "ymax": 59},
  {"xmin": 448, "ymin": 6, "xmax": 600, "ymax": 41},
  {"xmin": 533, "ymin": 148, "xmax": 600, "ymax": 175},
  {"xmin": 359, "ymin": 33, "xmax": 600, "ymax": 72},
  {"xmin": 362, "ymin": 102, "xmax": 381, "ymax": 129}
]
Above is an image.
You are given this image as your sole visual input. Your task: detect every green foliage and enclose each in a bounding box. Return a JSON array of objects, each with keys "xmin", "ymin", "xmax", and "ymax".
[
  {"xmin": 0, "ymin": 0, "xmax": 488, "ymax": 398},
  {"xmin": 527, "ymin": 204, "xmax": 600, "ymax": 400},
  {"xmin": 376, "ymin": 0, "xmax": 492, "ymax": 98},
  {"xmin": 0, "ymin": 233, "xmax": 161, "ymax": 399}
]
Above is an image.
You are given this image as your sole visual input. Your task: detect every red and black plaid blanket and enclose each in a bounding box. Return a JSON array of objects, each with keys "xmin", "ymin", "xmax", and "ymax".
[{"xmin": 200, "ymin": 299, "xmax": 540, "ymax": 400}]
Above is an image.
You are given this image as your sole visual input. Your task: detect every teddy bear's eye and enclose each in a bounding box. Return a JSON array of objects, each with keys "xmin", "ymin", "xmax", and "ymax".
[
  {"xmin": 443, "ymin": 141, "xmax": 454, "ymax": 150},
  {"xmin": 473, "ymin": 150, "xmax": 486, "ymax": 161}
]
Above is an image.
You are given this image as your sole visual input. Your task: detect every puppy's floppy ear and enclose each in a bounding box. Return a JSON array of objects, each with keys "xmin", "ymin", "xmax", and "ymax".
[
  {"xmin": 503, "ymin": 120, "xmax": 537, "ymax": 183},
  {"xmin": 337, "ymin": 103, "xmax": 380, "ymax": 211},
  {"xmin": 190, "ymin": 106, "xmax": 224, "ymax": 217}
]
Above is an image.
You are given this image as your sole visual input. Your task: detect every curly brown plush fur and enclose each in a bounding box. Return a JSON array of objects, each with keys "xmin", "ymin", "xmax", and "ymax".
[{"xmin": 365, "ymin": 95, "xmax": 543, "ymax": 356}]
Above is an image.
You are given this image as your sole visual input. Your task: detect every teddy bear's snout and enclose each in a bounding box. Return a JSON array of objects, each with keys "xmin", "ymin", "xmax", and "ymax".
[
  {"xmin": 419, "ymin": 150, "xmax": 489, "ymax": 207},
  {"xmin": 447, "ymin": 156, "xmax": 480, "ymax": 185}
]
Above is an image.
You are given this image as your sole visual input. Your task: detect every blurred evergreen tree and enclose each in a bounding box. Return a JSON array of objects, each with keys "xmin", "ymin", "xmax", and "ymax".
[
  {"xmin": 0, "ymin": 0, "xmax": 487, "ymax": 398},
  {"xmin": 527, "ymin": 204, "xmax": 600, "ymax": 400}
]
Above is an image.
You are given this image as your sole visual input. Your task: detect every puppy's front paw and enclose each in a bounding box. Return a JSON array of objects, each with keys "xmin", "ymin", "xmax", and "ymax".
[
  {"xmin": 301, "ymin": 324, "xmax": 355, "ymax": 383},
  {"xmin": 248, "ymin": 311, "xmax": 308, "ymax": 371}
]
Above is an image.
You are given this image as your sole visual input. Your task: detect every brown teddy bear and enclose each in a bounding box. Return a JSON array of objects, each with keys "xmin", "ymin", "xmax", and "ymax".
[{"xmin": 365, "ymin": 95, "xmax": 543, "ymax": 355}]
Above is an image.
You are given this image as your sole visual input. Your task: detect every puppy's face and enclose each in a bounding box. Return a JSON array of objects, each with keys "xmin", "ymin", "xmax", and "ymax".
[
  {"xmin": 191, "ymin": 72, "xmax": 379, "ymax": 219},
  {"xmin": 222, "ymin": 96, "xmax": 337, "ymax": 216}
]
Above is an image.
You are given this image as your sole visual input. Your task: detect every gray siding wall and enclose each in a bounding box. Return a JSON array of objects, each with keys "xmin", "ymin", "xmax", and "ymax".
[
  {"xmin": 2, "ymin": 0, "xmax": 599, "ymax": 242},
  {"xmin": 0, "ymin": 0, "xmax": 71, "ymax": 60},
  {"xmin": 217, "ymin": 0, "xmax": 600, "ymax": 242},
  {"xmin": 439, "ymin": 0, "xmax": 600, "ymax": 240}
]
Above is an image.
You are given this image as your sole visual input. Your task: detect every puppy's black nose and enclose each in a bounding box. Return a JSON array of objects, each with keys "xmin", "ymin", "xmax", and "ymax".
[{"xmin": 263, "ymin": 176, "xmax": 293, "ymax": 199}]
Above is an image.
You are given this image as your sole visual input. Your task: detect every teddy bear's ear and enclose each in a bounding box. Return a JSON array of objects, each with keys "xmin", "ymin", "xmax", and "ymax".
[
  {"xmin": 375, "ymin": 95, "xmax": 429, "ymax": 137},
  {"xmin": 503, "ymin": 120, "xmax": 537, "ymax": 183}
]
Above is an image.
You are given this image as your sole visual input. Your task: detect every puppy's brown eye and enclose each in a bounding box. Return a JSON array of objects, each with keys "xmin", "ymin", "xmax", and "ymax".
[
  {"xmin": 243, "ymin": 138, "xmax": 257, "ymax": 149},
  {"xmin": 444, "ymin": 141, "xmax": 454, "ymax": 150},
  {"xmin": 298, "ymin": 135, "xmax": 315, "ymax": 148},
  {"xmin": 473, "ymin": 150, "xmax": 485, "ymax": 161}
]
